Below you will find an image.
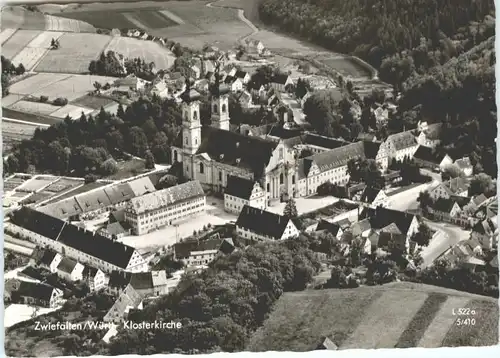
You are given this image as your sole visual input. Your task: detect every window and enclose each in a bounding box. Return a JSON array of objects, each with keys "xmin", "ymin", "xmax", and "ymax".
[
  {"xmin": 195, "ymin": 137, "xmax": 198, "ymax": 145},
  {"xmin": 267, "ymin": 183, "xmax": 270, "ymax": 192},
  {"xmin": 185, "ymin": 137, "xmax": 188, "ymax": 145},
  {"xmin": 279, "ymin": 148, "xmax": 283, "ymax": 160},
  {"xmin": 219, "ymin": 171, "xmax": 222, "ymax": 181},
  {"xmin": 280, "ymin": 173, "xmax": 284, "ymax": 185},
  {"xmin": 222, "ymin": 103, "xmax": 227, "ymax": 113},
  {"xmin": 199, "ymin": 162, "xmax": 204, "ymax": 174},
  {"xmin": 213, "ymin": 104, "xmax": 217, "ymax": 113},
  {"xmin": 292, "ymin": 175, "xmax": 295, "ymax": 185},
  {"xmin": 186, "ymin": 165, "xmax": 189, "ymax": 174},
  {"xmin": 193, "ymin": 110, "xmax": 198, "ymax": 119}
]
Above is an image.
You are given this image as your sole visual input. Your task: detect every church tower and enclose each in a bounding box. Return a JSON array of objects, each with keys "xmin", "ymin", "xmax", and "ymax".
[
  {"xmin": 210, "ymin": 61, "xmax": 230, "ymax": 131},
  {"xmin": 180, "ymin": 79, "xmax": 202, "ymax": 178}
]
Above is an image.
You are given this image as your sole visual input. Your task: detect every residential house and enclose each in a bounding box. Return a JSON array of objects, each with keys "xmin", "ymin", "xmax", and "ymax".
[
  {"xmin": 315, "ymin": 219, "xmax": 343, "ymax": 240},
  {"xmin": 9, "ymin": 207, "xmax": 148, "ymax": 274},
  {"xmin": 202, "ymin": 60, "xmax": 215, "ymax": 74},
  {"xmin": 128, "ymin": 270, "xmax": 169, "ymax": 297},
  {"xmin": 413, "ymin": 146, "xmax": 453, "ymax": 171},
  {"xmin": 151, "ymin": 80, "xmax": 170, "ymax": 98},
  {"xmin": 98, "ymin": 221, "xmax": 131, "ymax": 240},
  {"xmin": 236, "ymin": 205, "xmax": 300, "ymax": 241},
  {"xmin": 380, "ymin": 130, "xmax": 418, "ymax": 162},
  {"xmin": 248, "ymin": 83, "xmax": 266, "ymax": 97},
  {"xmin": 359, "ymin": 187, "xmax": 389, "ymax": 207},
  {"xmin": 224, "ymin": 76, "xmax": 243, "ymax": 92},
  {"xmin": 417, "ymin": 123, "xmax": 442, "ymax": 149},
  {"xmin": 237, "ymin": 90, "xmax": 253, "ymax": 108},
  {"xmin": 113, "ymin": 75, "xmax": 148, "ymax": 92},
  {"xmin": 104, "ymin": 284, "xmax": 143, "ymax": 322},
  {"xmin": 270, "ymin": 74, "xmax": 293, "ymax": 92},
  {"xmin": 107, "ymin": 271, "xmax": 133, "ymax": 295},
  {"xmin": 377, "ymin": 232, "xmax": 410, "ymax": 254},
  {"xmin": 57, "ymin": 257, "xmax": 85, "ymax": 282},
  {"xmin": 429, "ymin": 198, "xmax": 462, "ymax": 222},
  {"xmin": 83, "ymin": 266, "xmax": 108, "ymax": 292},
  {"xmin": 372, "ymin": 105, "xmax": 389, "ymax": 124},
  {"xmin": 174, "ymin": 238, "xmax": 226, "ymax": 267},
  {"xmin": 455, "ymin": 157, "xmax": 473, "ymax": 177},
  {"xmin": 17, "ymin": 281, "xmax": 63, "ymax": 308},
  {"xmin": 350, "ymin": 218, "xmax": 372, "ymax": 237},
  {"xmin": 234, "ymin": 70, "xmax": 251, "ymax": 84},
  {"xmin": 191, "ymin": 64, "xmax": 201, "ymax": 79},
  {"xmin": 360, "ymin": 229, "xmax": 380, "ymax": 254},
  {"xmin": 124, "ymin": 180, "xmax": 206, "ymax": 235},
  {"xmin": 429, "ymin": 177, "xmax": 469, "ymax": 200},
  {"xmin": 245, "ymin": 39, "xmax": 265, "ymax": 55},
  {"xmin": 30, "ymin": 247, "xmax": 62, "ymax": 273},
  {"xmin": 471, "ymin": 218, "xmax": 498, "ymax": 250},
  {"xmin": 224, "ymin": 175, "xmax": 266, "ymax": 214}
]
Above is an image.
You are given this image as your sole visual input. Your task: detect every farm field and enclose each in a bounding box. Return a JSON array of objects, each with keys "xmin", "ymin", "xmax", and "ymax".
[
  {"xmin": 105, "ymin": 36, "xmax": 175, "ymax": 70},
  {"xmin": 213, "ymin": 0, "xmax": 263, "ymax": 23},
  {"xmin": 34, "ymin": 33, "xmax": 112, "ymax": 73},
  {"xmin": 1, "ymin": 94, "xmax": 23, "ymax": 107},
  {"xmin": 2, "ymin": 107, "xmax": 61, "ymax": 126},
  {"xmin": 3, "ymin": 174, "xmax": 33, "ymax": 192},
  {"xmin": 17, "ymin": 176, "xmax": 57, "ymax": 193},
  {"xmin": 11, "ymin": 31, "xmax": 64, "ymax": 69},
  {"xmin": 50, "ymin": 104, "xmax": 95, "ymax": 119},
  {"xmin": 71, "ymin": 94, "xmax": 115, "ymax": 109},
  {"xmin": 29, "ymin": 74, "xmax": 117, "ymax": 102},
  {"xmin": 1, "ymin": 30, "xmax": 42, "ymax": 59},
  {"xmin": 7, "ymin": 100, "xmax": 60, "ymax": 116},
  {"xmin": 60, "ymin": 8, "xmax": 177, "ymax": 30},
  {"xmin": 247, "ymin": 283, "xmax": 499, "ymax": 351},
  {"xmin": 1, "ymin": 6, "xmax": 96, "ymax": 32},
  {"xmin": 43, "ymin": 178, "xmax": 84, "ymax": 194},
  {"xmin": 0, "ymin": 28, "xmax": 17, "ymax": 44},
  {"xmin": 314, "ymin": 54, "xmax": 372, "ymax": 79},
  {"xmin": 1, "ymin": 121, "xmax": 39, "ymax": 154},
  {"xmin": 8, "ymin": 73, "xmax": 73, "ymax": 96}
]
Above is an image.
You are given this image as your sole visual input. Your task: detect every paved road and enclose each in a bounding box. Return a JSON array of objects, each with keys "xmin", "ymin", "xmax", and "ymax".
[{"xmin": 420, "ymin": 219, "xmax": 471, "ymax": 268}]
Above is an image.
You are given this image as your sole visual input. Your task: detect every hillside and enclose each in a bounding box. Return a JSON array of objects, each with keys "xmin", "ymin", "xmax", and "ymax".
[{"xmin": 247, "ymin": 282, "xmax": 499, "ymax": 351}]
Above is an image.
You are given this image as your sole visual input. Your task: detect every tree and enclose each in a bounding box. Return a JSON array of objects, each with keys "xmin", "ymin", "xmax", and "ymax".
[
  {"xmin": 15, "ymin": 63, "xmax": 25, "ymax": 75},
  {"xmin": 283, "ymin": 198, "xmax": 298, "ymax": 219},
  {"xmin": 441, "ymin": 163, "xmax": 464, "ymax": 180},
  {"xmin": 101, "ymin": 158, "xmax": 118, "ymax": 175},
  {"xmin": 469, "ymin": 173, "xmax": 496, "ymax": 197},
  {"xmin": 417, "ymin": 190, "xmax": 433, "ymax": 213},
  {"xmin": 2, "ymin": 73, "xmax": 9, "ymax": 97},
  {"xmin": 294, "ymin": 78, "xmax": 311, "ymax": 99},
  {"xmin": 411, "ymin": 223, "xmax": 432, "ymax": 247},
  {"xmin": 145, "ymin": 150, "xmax": 155, "ymax": 169}
]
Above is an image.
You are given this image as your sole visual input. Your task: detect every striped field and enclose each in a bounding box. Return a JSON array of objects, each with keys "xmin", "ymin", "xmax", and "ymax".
[
  {"xmin": 1, "ymin": 30, "xmax": 41, "ymax": 59},
  {"xmin": 11, "ymin": 31, "xmax": 64, "ymax": 70},
  {"xmin": 247, "ymin": 283, "xmax": 499, "ymax": 351}
]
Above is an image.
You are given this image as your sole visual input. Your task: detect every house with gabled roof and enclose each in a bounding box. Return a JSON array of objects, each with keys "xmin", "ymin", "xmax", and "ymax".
[
  {"xmin": 471, "ymin": 218, "xmax": 498, "ymax": 250},
  {"xmin": 359, "ymin": 187, "xmax": 389, "ymax": 207},
  {"xmin": 224, "ymin": 75, "xmax": 243, "ymax": 92},
  {"xmin": 83, "ymin": 266, "xmax": 108, "ymax": 292},
  {"xmin": 270, "ymin": 74, "xmax": 293, "ymax": 92},
  {"xmin": 17, "ymin": 281, "xmax": 63, "ymax": 308},
  {"xmin": 380, "ymin": 130, "xmax": 418, "ymax": 162},
  {"xmin": 315, "ymin": 219, "xmax": 343, "ymax": 239},
  {"xmin": 224, "ymin": 175, "xmax": 266, "ymax": 214},
  {"xmin": 413, "ymin": 145, "xmax": 453, "ymax": 171},
  {"xmin": 429, "ymin": 198, "xmax": 462, "ymax": 222},
  {"xmin": 429, "ymin": 177, "xmax": 469, "ymax": 200},
  {"xmin": 30, "ymin": 247, "xmax": 62, "ymax": 273},
  {"xmin": 455, "ymin": 157, "xmax": 473, "ymax": 177},
  {"xmin": 174, "ymin": 238, "xmax": 230, "ymax": 267},
  {"xmin": 104, "ymin": 284, "xmax": 143, "ymax": 322},
  {"xmin": 236, "ymin": 205, "xmax": 299, "ymax": 241},
  {"xmin": 235, "ymin": 70, "xmax": 251, "ymax": 84},
  {"xmin": 417, "ymin": 123, "xmax": 442, "ymax": 149},
  {"xmin": 57, "ymin": 257, "xmax": 85, "ymax": 282}
]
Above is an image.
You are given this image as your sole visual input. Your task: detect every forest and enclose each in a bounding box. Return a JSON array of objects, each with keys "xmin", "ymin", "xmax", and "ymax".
[
  {"xmin": 260, "ymin": 0, "xmax": 496, "ymax": 176},
  {"xmin": 3, "ymin": 95, "xmax": 181, "ymax": 177}
]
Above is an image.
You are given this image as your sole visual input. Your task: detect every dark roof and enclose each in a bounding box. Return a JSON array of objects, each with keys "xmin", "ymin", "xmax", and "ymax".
[
  {"xmin": 38, "ymin": 249, "xmax": 58, "ymax": 266},
  {"xmin": 414, "ymin": 146, "xmax": 448, "ymax": 164},
  {"xmin": 378, "ymin": 232, "xmax": 407, "ymax": 251},
  {"xmin": 219, "ymin": 238, "xmax": 236, "ymax": 255},
  {"xmin": 360, "ymin": 207, "xmax": 417, "ymax": 234},
  {"xmin": 302, "ymin": 133, "xmax": 349, "ymax": 150},
  {"xmin": 11, "ymin": 206, "xmax": 65, "ymax": 240},
  {"xmin": 271, "ymin": 73, "xmax": 290, "ymax": 85},
  {"xmin": 192, "ymin": 127, "xmax": 278, "ymax": 174},
  {"xmin": 450, "ymin": 195, "xmax": 472, "ymax": 208},
  {"xmin": 268, "ymin": 126, "xmax": 303, "ymax": 139},
  {"xmin": 174, "ymin": 238, "xmax": 224, "ymax": 259},
  {"xmin": 57, "ymin": 257, "xmax": 78, "ymax": 274},
  {"xmin": 225, "ymin": 175, "xmax": 256, "ymax": 200},
  {"xmin": 108, "ymin": 270, "xmax": 133, "ymax": 289},
  {"xmin": 235, "ymin": 70, "xmax": 248, "ymax": 79},
  {"xmin": 316, "ymin": 220, "xmax": 342, "ymax": 236},
  {"xmin": 104, "ymin": 183, "xmax": 135, "ymax": 204},
  {"xmin": 224, "ymin": 75, "xmax": 237, "ymax": 84},
  {"xmin": 236, "ymin": 205, "xmax": 292, "ymax": 239},
  {"xmin": 17, "ymin": 281, "xmax": 57, "ymax": 301},
  {"xmin": 83, "ymin": 266, "xmax": 99, "ymax": 279},
  {"xmin": 75, "ymin": 190, "xmax": 112, "ymax": 212},
  {"xmin": 180, "ymin": 87, "xmax": 201, "ymax": 103},
  {"xmin": 110, "ymin": 209, "xmax": 126, "ymax": 223},
  {"xmin": 360, "ymin": 187, "xmax": 383, "ymax": 203},
  {"xmin": 129, "ymin": 272, "xmax": 154, "ymax": 290}
]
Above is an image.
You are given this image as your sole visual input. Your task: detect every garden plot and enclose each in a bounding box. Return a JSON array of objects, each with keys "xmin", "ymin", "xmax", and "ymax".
[
  {"xmin": 50, "ymin": 104, "xmax": 95, "ymax": 119},
  {"xmin": 34, "ymin": 33, "xmax": 111, "ymax": 74},
  {"xmin": 16, "ymin": 176, "xmax": 57, "ymax": 193},
  {"xmin": 0, "ymin": 28, "xmax": 17, "ymax": 44},
  {"xmin": 43, "ymin": 178, "xmax": 83, "ymax": 194},
  {"xmin": 30, "ymin": 74, "xmax": 117, "ymax": 102},
  {"xmin": 8, "ymin": 73, "xmax": 72, "ymax": 96},
  {"xmin": 8, "ymin": 100, "xmax": 60, "ymax": 116},
  {"xmin": 105, "ymin": 36, "xmax": 175, "ymax": 70},
  {"xmin": 1, "ymin": 30, "xmax": 42, "ymax": 59},
  {"xmin": 3, "ymin": 174, "xmax": 32, "ymax": 192},
  {"xmin": 71, "ymin": 94, "xmax": 115, "ymax": 109}
]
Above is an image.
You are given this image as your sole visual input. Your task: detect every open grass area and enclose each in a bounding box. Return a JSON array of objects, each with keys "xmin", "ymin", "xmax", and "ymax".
[
  {"xmin": 104, "ymin": 158, "xmax": 146, "ymax": 180},
  {"xmin": 11, "ymin": 31, "xmax": 64, "ymax": 70},
  {"xmin": 214, "ymin": 0, "xmax": 263, "ymax": 23},
  {"xmin": 441, "ymin": 299, "xmax": 499, "ymax": 347},
  {"xmin": 71, "ymin": 94, "xmax": 115, "ymax": 109},
  {"xmin": 105, "ymin": 36, "xmax": 175, "ymax": 70},
  {"xmin": 247, "ymin": 288, "xmax": 383, "ymax": 351},
  {"xmin": 247, "ymin": 283, "xmax": 499, "ymax": 351},
  {"xmin": 1, "ymin": 120, "xmax": 38, "ymax": 154},
  {"xmin": 8, "ymin": 100, "xmax": 60, "ymax": 116},
  {"xmin": 0, "ymin": 28, "xmax": 17, "ymax": 44},
  {"xmin": 34, "ymin": 33, "xmax": 111, "ymax": 73},
  {"xmin": 395, "ymin": 293, "xmax": 449, "ymax": 348}
]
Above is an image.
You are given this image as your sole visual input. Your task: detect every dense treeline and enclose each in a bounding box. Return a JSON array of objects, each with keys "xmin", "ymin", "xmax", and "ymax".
[
  {"xmin": 3, "ymin": 96, "xmax": 182, "ymax": 177},
  {"xmin": 101, "ymin": 238, "xmax": 320, "ymax": 354},
  {"xmin": 2, "ymin": 55, "xmax": 26, "ymax": 97}
]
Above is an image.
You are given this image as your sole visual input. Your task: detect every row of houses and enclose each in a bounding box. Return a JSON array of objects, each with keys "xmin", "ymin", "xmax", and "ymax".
[
  {"xmin": 7, "ymin": 207, "xmax": 148, "ymax": 274},
  {"xmin": 4, "ymin": 279, "xmax": 63, "ymax": 309},
  {"xmin": 441, "ymin": 237, "xmax": 498, "ymax": 272}
]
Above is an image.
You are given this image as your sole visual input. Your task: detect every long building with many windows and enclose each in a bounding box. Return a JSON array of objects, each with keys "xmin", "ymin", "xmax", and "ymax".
[{"xmin": 124, "ymin": 180, "xmax": 206, "ymax": 235}]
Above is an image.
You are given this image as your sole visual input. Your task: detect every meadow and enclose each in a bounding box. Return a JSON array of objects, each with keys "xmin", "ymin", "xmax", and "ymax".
[
  {"xmin": 8, "ymin": 100, "xmax": 60, "ymax": 116},
  {"xmin": 11, "ymin": 31, "xmax": 64, "ymax": 70},
  {"xmin": 2, "ymin": 120, "xmax": 40, "ymax": 154},
  {"xmin": 34, "ymin": 33, "xmax": 111, "ymax": 73},
  {"xmin": 0, "ymin": 28, "xmax": 17, "ymax": 44},
  {"xmin": 247, "ymin": 283, "xmax": 499, "ymax": 351},
  {"xmin": 71, "ymin": 94, "xmax": 115, "ymax": 110}
]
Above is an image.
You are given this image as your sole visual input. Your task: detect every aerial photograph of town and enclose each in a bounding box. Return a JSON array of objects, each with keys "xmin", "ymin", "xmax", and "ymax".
[{"xmin": 1, "ymin": 0, "xmax": 498, "ymax": 356}]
